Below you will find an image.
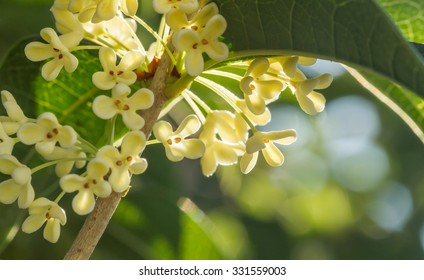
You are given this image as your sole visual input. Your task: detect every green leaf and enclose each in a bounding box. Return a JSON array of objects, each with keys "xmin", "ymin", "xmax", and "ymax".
[
  {"xmin": 377, "ymin": 0, "xmax": 424, "ymax": 43},
  {"xmin": 215, "ymin": 0, "xmax": 424, "ymax": 96},
  {"xmin": 32, "ymin": 50, "xmax": 110, "ymax": 146},
  {"xmin": 353, "ymin": 66, "xmax": 424, "ymax": 143},
  {"xmin": 0, "ymin": 37, "xmax": 41, "ymax": 118}
]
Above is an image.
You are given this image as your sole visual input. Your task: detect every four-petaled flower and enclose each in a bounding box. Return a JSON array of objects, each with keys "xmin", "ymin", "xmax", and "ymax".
[
  {"xmin": 60, "ymin": 158, "xmax": 112, "ymax": 215},
  {"xmin": 0, "ymin": 154, "xmax": 34, "ymax": 209},
  {"xmin": 173, "ymin": 14, "xmax": 229, "ymax": 76},
  {"xmin": 270, "ymin": 56, "xmax": 332, "ymax": 115},
  {"xmin": 0, "ymin": 90, "xmax": 28, "ymax": 135},
  {"xmin": 199, "ymin": 111, "xmax": 247, "ymax": 177},
  {"xmin": 25, "ymin": 27, "xmax": 80, "ymax": 81},
  {"xmin": 166, "ymin": 2, "xmax": 218, "ymax": 32},
  {"xmin": 240, "ymin": 58, "xmax": 285, "ymax": 115},
  {"xmin": 92, "ymin": 47, "xmax": 144, "ymax": 90},
  {"xmin": 240, "ymin": 130, "xmax": 297, "ymax": 174},
  {"xmin": 153, "ymin": 114, "xmax": 205, "ymax": 162},
  {"xmin": 153, "ymin": 0, "xmax": 199, "ymax": 14},
  {"xmin": 17, "ymin": 112, "xmax": 78, "ymax": 156},
  {"xmin": 21, "ymin": 198, "xmax": 67, "ymax": 243},
  {"xmin": 97, "ymin": 131, "xmax": 148, "ymax": 192},
  {"xmin": 92, "ymin": 83, "xmax": 154, "ymax": 130}
]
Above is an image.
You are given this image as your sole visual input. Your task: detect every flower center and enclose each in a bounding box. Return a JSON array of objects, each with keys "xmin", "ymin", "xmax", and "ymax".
[
  {"xmin": 249, "ymin": 83, "xmax": 256, "ymax": 90},
  {"xmin": 263, "ymin": 138, "xmax": 270, "ymax": 144},
  {"xmin": 167, "ymin": 137, "xmax": 182, "ymax": 145},
  {"xmin": 114, "ymin": 100, "xmax": 130, "ymax": 111},
  {"xmin": 46, "ymin": 128, "xmax": 59, "ymax": 139}
]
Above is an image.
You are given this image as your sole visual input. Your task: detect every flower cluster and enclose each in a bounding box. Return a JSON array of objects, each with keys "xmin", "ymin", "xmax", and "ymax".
[{"xmin": 0, "ymin": 0, "xmax": 333, "ymax": 244}]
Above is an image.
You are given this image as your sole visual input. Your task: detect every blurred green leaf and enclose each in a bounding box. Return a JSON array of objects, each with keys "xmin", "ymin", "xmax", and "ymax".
[{"xmin": 377, "ymin": 0, "xmax": 424, "ymax": 43}]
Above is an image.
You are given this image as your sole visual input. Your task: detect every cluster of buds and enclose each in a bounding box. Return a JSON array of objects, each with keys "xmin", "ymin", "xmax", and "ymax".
[{"xmin": 0, "ymin": 0, "xmax": 332, "ymax": 243}]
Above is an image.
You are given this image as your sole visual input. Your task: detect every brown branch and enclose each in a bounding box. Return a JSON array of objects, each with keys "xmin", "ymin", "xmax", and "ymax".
[{"xmin": 64, "ymin": 45, "xmax": 174, "ymax": 260}]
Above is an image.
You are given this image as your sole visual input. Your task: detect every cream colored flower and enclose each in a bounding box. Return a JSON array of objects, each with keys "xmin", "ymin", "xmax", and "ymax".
[
  {"xmin": 68, "ymin": 0, "xmax": 138, "ymax": 23},
  {"xmin": 42, "ymin": 146, "xmax": 87, "ymax": 177},
  {"xmin": 240, "ymin": 58, "xmax": 285, "ymax": 115},
  {"xmin": 0, "ymin": 123, "xmax": 15, "ymax": 154},
  {"xmin": 153, "ymin": 0, "xmax": 199, "ymax": 14},
  {"xmin": 0, "ymin": 90, "xmax": 28, "ymax": 135},
  {"xmin": 21, "ymin": 198, "xmax": 67, "ymax": 243},
  {"xmin": 153, "ymin": 114, "xmax": 205, "ymax": 162},
  {"xmin": 199, "ymin": 111, "xmax": 247, "ymax": 177},
  {"xmin": 25, "ymin": 28, "xmax": 79, "ymax": 81},
  {"xmin": 270, "ymin": 56, "xmax": 332, "ymax": 115},
  {"xmin": 166, "ymin": 2, "xmax": 218, "ymax": 31},
  {"xmin": 292, "ymin": 73, "xmax": 332, "ymax": 115},
  {"xmin": 0, "ymin": 154, "xmax": 34, "ymax": 209},
  {"xmin": 92, "ymin": 84, "xmax": 154, "ymax": 130},
  {"xmin": 17, "ymin": 112, "xmax": 78, "ymax": 156},
  {"xmin": 97, "ymin": 131, "xmax": 147, "ymax": 192},
  {"xmin": 172, "ymin": 14, "xmax": 229, "ymax": 76},
  {"xmin": 60, "ymin": 158, "xmax": 112, "ymax": 215},
  {"xmin": 92, "ymin": 47, "xmax": 144, "ymax": 90},
  {"xmin": 240, "ymin": 130, "xmax": 297, "ymax": 174}
]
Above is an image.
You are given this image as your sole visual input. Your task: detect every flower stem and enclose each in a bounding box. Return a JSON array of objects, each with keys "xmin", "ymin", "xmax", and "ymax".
[{"xmin": 63, "ymin": 43, "xmax": 174, "ymax": 260}]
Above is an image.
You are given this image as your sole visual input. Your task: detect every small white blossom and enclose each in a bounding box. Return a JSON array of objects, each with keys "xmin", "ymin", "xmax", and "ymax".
[
  {"xmin": 153, "ymin": 0, "xmax": 199, "ymax": 14},
  {"xmin": 24, "ymin": 28, "xmax": 80, "ymax": 81},
  {"xmin": 92, "ymin": 47, "xmax": 144, "ymax": 90},
  {"xmin": 17, "ymin": 112, "xmax": 78, "ymax": 156},
  {"xmin": 240, "ymin": 130, "xmax": 297, "ymax": 174},
  {"xmin": 173, "ymin": 14, "xmax": 229, "ymax": 76},
  {"xmin": 42, "ymin": 146, "xmax": 87, "ymax": 177},
  {"xmin": 153, "ymin": 114, "xmax": 205, "ymax": 162},
  {"xmin": 97, "ymin": 131, "xmax": 147, "ymax": 192},
  {"xmin": 92, "ymin": 84, "xmax": 154, "ymax": 130},
  {"xmin": 240, "ymin": 58, "xmax": 285, "ymax": 115},
  {"xmin": 199, "ymin": 111, "xmax": 247, "ymax": 177},
  {"xmin": 270, "ymin": 57, "xmax": 332, "ymax": 115},
  {"xmin": 60, "ymin": 158, "xmax": 112, "ymax": 215},
  {"xmin": 0, "ymin": 154, "xmax": 34, "ymax": 209},
  {"xmin": 166, "ymin": 2, "xmax": 218, "ymax": 31},
  {"xmin": 21, "ymin": 198, "xmax": 67, "ymax": 243},
  {"xmin": 0, "ymin": 90, "xmax": 28, "ymax": 135}
]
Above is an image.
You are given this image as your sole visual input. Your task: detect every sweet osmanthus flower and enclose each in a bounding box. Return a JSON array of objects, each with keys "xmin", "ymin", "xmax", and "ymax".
[
  {"xmin": 17, "ymin": 112, "xmax": 78, "ymax": 156},
  {"xmin": 166, "ymin": 2, "xmax": 218, "ymax": 31},
  {"xmin": 240, "ymin": 58, "xmax": 285, "ymax": 115},
  {"xmin": 60, "ymin": 158, "xmax": 112, "ymax": 215},
  {"xmin": 97, "ymin": 131, "xmax": 148, "ymax": 192},
  {"xmin": 42, "ymin": 146, "xmax": 87, "ymax": 177},
  {"xmin": 240, "ymin": 130, "xmax": 297, "ymax": 174},
  {"xmin": 199, "ymin": 111, "xmax": 248, "ymax": 177},
  {"xmin": 153, "ymin": 114, "xmax": 205, "ymax": 162},
  {"xmin": 67, "ymin": 0, "xmax": 138, "ymax": 23},
  {"xmin": 25, "ymin": 27, "xmax": 80, "ymax": 81},
  {"xmin": 21, "ymin": 198, "xmax": 67, "ymax": 243},
  {"xmin": 92, "ymin": 47, "xmax": 144, "ymax": 90},
  {"xmin": 92, "ymin": 83, "xmax": 154, "ymax": 130},
  {"xmin": 173, "ymin": 14, "xmax": 229, "ymax": 76},
  {"xmin": 0, "ymin": 154, "xmax": 34, "ymax": 209},
  {"xmin": 269, "ymin": 56, "xmax": 333, "ymax": 115},
  {"xmin": 0, "ymin": 90, "xmax": 28, "ymax": 135},
  {"xmin": 153, "ymin": 0, "xmax": 199, "ymax": 14}
]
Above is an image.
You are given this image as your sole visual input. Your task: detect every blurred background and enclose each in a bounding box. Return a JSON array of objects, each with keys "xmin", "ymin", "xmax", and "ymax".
[{"xmin": 0, "ymin": 0, "xmax": 423, "ymax": 259}]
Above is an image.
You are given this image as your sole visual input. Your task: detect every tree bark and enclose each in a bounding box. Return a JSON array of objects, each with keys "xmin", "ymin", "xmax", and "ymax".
[{"xmin": 64, "ymin": 45, "xmax": 174, "ymax": 260}]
